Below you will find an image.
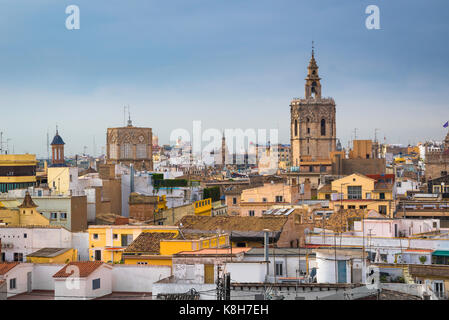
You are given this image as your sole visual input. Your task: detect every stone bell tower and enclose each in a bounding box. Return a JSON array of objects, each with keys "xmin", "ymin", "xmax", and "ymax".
[{"xmin": 290, "ymin": 44, "xmax": 337, "ymax": 166}]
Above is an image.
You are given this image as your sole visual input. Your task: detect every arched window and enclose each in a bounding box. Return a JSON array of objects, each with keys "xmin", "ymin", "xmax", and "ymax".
[
  {"xmin": 321, "ymin": 119, "xmax": 326, "ymax": 136},
  {"xmin": 294, "ymin": 119, "xmax": 298, "ymax": 136}
]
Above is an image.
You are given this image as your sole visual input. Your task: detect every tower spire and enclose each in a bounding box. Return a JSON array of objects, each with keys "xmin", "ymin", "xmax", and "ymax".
[{"xmin": 304, "ymin": 42, "xmax": 321, "ymax": 99}]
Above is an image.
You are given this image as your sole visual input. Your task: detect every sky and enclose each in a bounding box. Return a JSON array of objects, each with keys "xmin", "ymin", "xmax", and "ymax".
[{"xmin": 0, "ymin": 0, "xmax": 448, "ymax": 157}]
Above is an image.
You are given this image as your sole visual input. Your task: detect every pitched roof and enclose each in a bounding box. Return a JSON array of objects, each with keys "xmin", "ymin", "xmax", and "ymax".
[
  {"xmin": 18, "ymin": 192, "xmax": 38, "ymax": 208},
  {"xmin": 51, "ymin": 132, "xmax": 65, "ymax": 145},
  {"xmin": 177, "ymin": 215, "xmax": 288, "ymax": 233},
  {"xmin": 124, "ymin": 232, "xmax": 178, "ymax": 254},
  {"xmin": 53, "ymin": 261, "xmax": 104, "ymax": 278},
  {"xmin": 27, "ymin": 248, "xmax": 71, "ymax": 258},
  {"xmin": 0, "ymin": 262, "xmax": 20, "ymax": 275}
]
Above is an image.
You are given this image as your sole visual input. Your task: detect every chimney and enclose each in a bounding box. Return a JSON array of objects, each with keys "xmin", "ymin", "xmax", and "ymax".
[
  {"xmin": 130, "ymin": 164, "xmax": 135, "ymax": 193},
  {"xmin": 263, "ymin": 229, "xmax": 270, "ymax": 282}
]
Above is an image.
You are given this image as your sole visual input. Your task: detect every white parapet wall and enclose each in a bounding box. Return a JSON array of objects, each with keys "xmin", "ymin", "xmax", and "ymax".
[{"xmin": 112, "ymin": 265, "xmax": 172, "ymax": 293}]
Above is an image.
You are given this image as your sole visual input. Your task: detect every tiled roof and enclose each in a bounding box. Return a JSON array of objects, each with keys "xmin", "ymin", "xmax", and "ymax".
[
  {"xmin": 318, "ymin": 184, "xmax": 332, "ymax": 193},
  {"xmin": 51, "ymin": 133, "xmax": 65, "ymax": 145},
  {"xmin": 53, "ymin": 261, "xmax": 104, "ymax": 278},
  {"xmin": 124, "ymin": 232, "xmax": 178, "ymax": 254},
  {"xmin": 177, "ymin": 215, "xmax": 288, "ymax": 232},
  {"xmin": 175, "ymin": 248, "xmax": 251, "ymax": 256},
  {"xmin": 18, "ymin": 192, "xmax": 38, "ymax": 208},
  {"xmin": 0, "ymin": 262, "xmax": 20, "ymax": 275}
]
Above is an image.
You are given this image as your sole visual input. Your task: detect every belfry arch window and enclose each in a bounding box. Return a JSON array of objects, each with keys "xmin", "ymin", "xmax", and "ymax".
[
  {"xmin": 294, "ymin": 119, "xmax": 298, "ymax": 136},
  {"xmin": 321, "ymin": 119, "xmax": 326, "ymax": 136},
  {"xmin": 311, "ymin": 81, "xmax": 317, "ymax": 95}
]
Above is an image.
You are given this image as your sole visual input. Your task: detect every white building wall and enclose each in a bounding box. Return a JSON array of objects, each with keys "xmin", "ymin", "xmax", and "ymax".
[
  {"xmin": 32, "ymin": 264, "xmax": 64, "ymax": 291},
  {"xmin": 0, "ymin": 227, "xmax": 72, "ymax": 262},
  {"xmin": 0, "ymin": 264, "xmax": 33, "ymax": 298},
  {"xmin": 54, "ymin": 266, "xmax": 112, "ymax": 300},
  {"xmin": 71, "ymin": 232, "xmax": 89, "ymax": 261},
  {"xmin": 225, "ymin": 262, "xmax": 266, "ymax": 283},
  {"xmin": 112, "ymin": 265, "xmax": 171, "ymax": 293}
]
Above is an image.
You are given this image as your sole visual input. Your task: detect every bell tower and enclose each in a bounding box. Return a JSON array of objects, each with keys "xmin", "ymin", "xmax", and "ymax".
[
  {"xmin": 290, "ymin": 43, "xmax": 337, "ymax": 165},
  {"xmin": 51, "ymin": 127, "xmax": 66, "ymax": 166},
  {"xmin": 304, "ymin": 42, "xmax": 322, "ymax": 99}
]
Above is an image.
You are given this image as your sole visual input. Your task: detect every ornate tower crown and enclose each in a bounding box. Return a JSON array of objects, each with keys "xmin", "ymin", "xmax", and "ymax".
[{"xmin": 305, "ymin": 42, "xmax": 322, "ymax": 99}]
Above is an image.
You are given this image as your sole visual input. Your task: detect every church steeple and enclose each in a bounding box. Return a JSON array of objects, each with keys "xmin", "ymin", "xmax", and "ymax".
[
  {"xmin": 51, "ymin": 126, "xmax": 66, "ymax": 166},
  {"xmin": 305, "ymin": 41, "xmax": 322, "ymax": 99}
]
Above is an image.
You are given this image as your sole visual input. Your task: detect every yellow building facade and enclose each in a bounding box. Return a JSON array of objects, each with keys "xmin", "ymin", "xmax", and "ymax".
[
  {"xmin": 0, "ymin": 154, "xmax": 37, "ymax": 193},
  {"xmin": 123, "ymin": 233, "xmax": 229, "ymax": 266},
  {"xmin": 319, "ymin": 173, "xmax": 394, "ymax": 217},
  {"xmin": 194, "ymin": 198, "xmax": 212, "ymax": 216},
  {"xmin": 87, "ymin": 225, "xmax": 180, "ymax": 263},
  {"xmin": 26, "ymin": 248, "xmax": 78, "ymax": 264},
  {"xmin": 47, "ymin": 167, "xmax": 78, "ymax": 195},
  {"xmin": 0, "ymin": 192, "xmax": 50, "ymax": 226}
]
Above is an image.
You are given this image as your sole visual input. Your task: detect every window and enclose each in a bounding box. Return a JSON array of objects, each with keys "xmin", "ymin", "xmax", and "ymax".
[
  {"xmin": 109, "ymin": 144, "xmax": 118, "ymax": 159},
  {"xmin": 294, "ymin": 119, "xmax": 298, "ymax": 136},
  {"xmin": 137, "ymin": 262, "xmax": 148, "ymax": 265},
  {"xmin": 359, "ymin": 205, "xmax": 367, "ymax": 209},
  {"xmin": 94, "ymin": 250, "xmax": 101, "ymax": 261},
  {"xmin": 275, "ymin": 196, "xmax": 283, "ymax": 203},
  {"xmin": 378, "ymin": 205, "xmax": 387, "ymax": 215},
  {"xmin": 379, "ymin": 193, "xmax": 385, "ymax": 200},
  {"xmin": 325, "ymin": 194, "xmax": 330, "ymax": 200},
  {"xmin": 249, "ymin": 210, "xmax": 255, "ymax": 217},
  {"xmin": 433, "ymin": 186, "xmax": 441, "ymax": 193},
  {"xmin": 60, "ymin": 212, "xmax": 67, "ymax": 219},
  {"xmin": 113, "ymin": 234, "xmax": 118, "ymax": 240},
  {"xmin": 136, "ymin": 144, "xmax": 147, "ymax": 159},
  {"xmin": 366, "ymin": 193, "xmax": 371, "ymax": 199},
  {"xmin": 120, "ymin": 143, "xmax": 132, "ymax": 159},
  {"xmin": 9, "ymin": 278, "xmax": 16, "ymax": 290},
  {"xmin": 348, "ymin": 205, "xmax": 356, "ymax": 209},
  {"xmin": 307, "ymin": 128, "xmax": 310, "ymax": 134},
  {"xmin": 50, "ymin": 212, "xmax": 57, "ymax": 219},
  {"xmin": 232, "ymin": 197, "xmax": 237, "ymax": 205},
  {"xmin": 347, "ymin": 186, "xmax": 362, "ymax": 200},
  {"xmin": 321, "ymin": 119, "xmax": 326, "ymax": 136},
  {"xmin": 13, "ymin": 253, "xmax": 23, "ymax": 262},
  {"xmin": 262, "ymin": 198, "xmax": 267, "ymax": 202},
  {"xmin": 92, "ymin": 278, "xmax": 101, "ymax": 290},
  {"xmin": 275, "ymin": 262, "xmax": 283, "ymax": 276},
  {"xmin": 93, "ymin": 233, "xmax": 99, "ymax": 240},
  {"xmin": 23, "ymin": 233, "xmax": 27, "ymax": 238}
]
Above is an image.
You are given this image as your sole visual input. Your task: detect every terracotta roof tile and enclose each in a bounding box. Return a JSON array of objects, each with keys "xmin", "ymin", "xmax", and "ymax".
[
  {"xmin": 0, "ymin": 262, "xmax": 19, "ymax": 275},
  {"xmin": 53, "ymin": 261, "xmax": 104, "ymax": 278},
  {"xmin": 124, "ymin": 232, "xmax": 178, "ymax": 254},
  {"xmin": 177, "ymin": 215, "xmax": 288, "ymax": 232}
]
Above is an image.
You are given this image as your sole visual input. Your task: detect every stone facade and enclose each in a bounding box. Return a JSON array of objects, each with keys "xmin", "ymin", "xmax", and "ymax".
[
  {"xmin": 424, "ymin": 130, "xmax": 449, "ymax": 181},
  {"xmin": 291, "ymin": 50, "xmax": 336, "ymax": 166},
  {"xmin": 106, "ymin": 120, "xmax": 153, "ymax": 171}
]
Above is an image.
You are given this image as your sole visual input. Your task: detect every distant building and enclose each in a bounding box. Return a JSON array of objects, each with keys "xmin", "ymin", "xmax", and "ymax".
[
  {"xmin": 424, "ymin": 130, "xmax": 449, "ymax": 181},
  {"xmin": 0, "ymin": 154, "xmax": 37, "ymax": 193},
  {"xmin": 106, "ymin": 118, "xmax": 153, "ymax": 171}
]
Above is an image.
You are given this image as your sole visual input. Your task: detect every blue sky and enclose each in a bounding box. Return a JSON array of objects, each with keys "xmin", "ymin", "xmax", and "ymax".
[{"xmin": 0, "ymin": 0, "xmax": 448, "ymax": 157}]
